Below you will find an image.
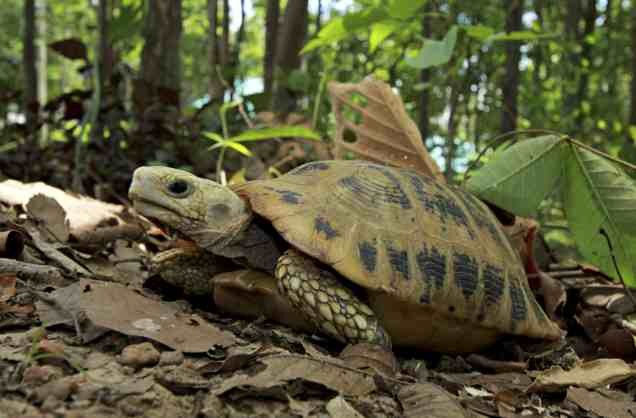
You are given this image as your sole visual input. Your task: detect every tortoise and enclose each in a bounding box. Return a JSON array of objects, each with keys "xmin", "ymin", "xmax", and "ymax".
[{"xmin": 128, "ymin": 160, "xmax": 561, "ymax": 353}]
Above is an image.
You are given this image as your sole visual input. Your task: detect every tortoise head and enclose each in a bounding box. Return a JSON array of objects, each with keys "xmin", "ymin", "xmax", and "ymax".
[{"xmin": 128, "ymin": 166, "xmax": 252, "ymax": 253}]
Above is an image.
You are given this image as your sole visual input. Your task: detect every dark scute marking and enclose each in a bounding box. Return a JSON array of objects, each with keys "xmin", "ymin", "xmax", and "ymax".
[
  {"xmin": 363, "ymin": 165, "xmax": 412, "ymax": 209},
  {"xmin": 453, "ymin": 253, "xmax": 479, "ymax": 299},
  {"xmin": 289, "ymin": 161, "xmax": 331, "ymax": 175},
  {"xmin": 338, "ymin": 174, "xmax": 411, "ymax": 209},
  {"xmin": 416, "ymin": 246, "xmax": 446, "ymax": 292},
  {"xmin": 314, "ymin": 216, "xmax": 338, "ymax": 240},
  {"xmin": 358, "ymin": 241, "xmax": 377, "ymax": 273},
  {"xmin": 482, "ymin": 264, "xmax": 505, "ymax": 307},
  {"xmin": 405, "ymin": 172, "xmax": 472, "ymax": 235},
  {"xmin": 509, "ymin": 278, "xmax": 528, "ymax": 323},
  {"xmin": 387, "ymin": 245, "xmax": 410, "ymax": 279},
  {"xmin": 277, "ymin": 189, "xmax": 303, "ymax": 204},
  {"xmin": 453, "ymin": 190, "xmax": 504, "ymax": 247}
]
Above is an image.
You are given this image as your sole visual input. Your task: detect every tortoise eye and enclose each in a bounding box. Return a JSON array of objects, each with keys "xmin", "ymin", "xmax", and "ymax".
[{"xmin": 166, "ymin": 179, "xmax": 191, "ymax": 197}]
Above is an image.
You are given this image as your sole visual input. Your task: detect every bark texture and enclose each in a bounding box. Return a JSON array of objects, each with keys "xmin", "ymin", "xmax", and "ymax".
[
  {"xmin": 500, "ymin": 0, "xmax": 524, "ymax": 134},
  {"xmin": 23, "ymin": 0, "xmax": 38, "ymax": 129},
  {"xmin": 272, "ymin": 0, "xmax": 309, "ymax": 113}
]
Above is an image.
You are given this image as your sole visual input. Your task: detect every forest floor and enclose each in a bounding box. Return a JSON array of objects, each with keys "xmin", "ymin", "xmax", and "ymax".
[{"xmin": 0, "ymin": 169, "xmax": 636, "ymax": 418}]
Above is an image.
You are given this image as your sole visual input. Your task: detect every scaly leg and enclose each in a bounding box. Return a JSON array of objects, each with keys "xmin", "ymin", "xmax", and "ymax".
[{"xmin": 275, "ymin": 249, "xmax": 391, "ymax": 348}]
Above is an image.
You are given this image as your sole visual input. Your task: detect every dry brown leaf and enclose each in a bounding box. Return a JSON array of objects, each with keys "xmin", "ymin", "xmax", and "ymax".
[
  {"xmin": 211, "ymin": 353, "xmax": 376, "ymax": 397},
  {"xmin": 0, "ymin": 179, "xmax": 124, "ymax": 234},
  {"xmin": 0, "ymin": 276, "xmax": 16, "ymax": 303},
  {"xmin": 398, "ymin": 383, "xmax": 477, "ymax": 418},
  {"xmin": 326, "ymin": 396, "xmax": 365, "ymax": 418},
  {"xmin": 567, "ymin": 387, "xmax": 636, "ymax": 418},
  {"xmin": 529, "ymin": 359, "xmax": 636, "ymax": 392},
  {"xmin": 339, "ymin": 342, "xmax": 398, "ymax": 376},
  {"xmin": 328, "ymin": 77, "xmax": 443, "ymax": 180},
  {"xmin": 81, "ymin": 279, "xmax": 238, "ymax": 352},
  {"xmin": 26, "ymin": 194, "xmax": 70, "ymax": 242},
  {"xmin": 38, "ymin": 279, "xmax": 238, "ymax": 352}
]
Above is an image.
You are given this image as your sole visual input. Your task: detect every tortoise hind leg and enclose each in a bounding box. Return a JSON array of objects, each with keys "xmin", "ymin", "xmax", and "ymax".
[{"xmin": 275, "ymin": 249, "xmax": 391, "ymax": 349}]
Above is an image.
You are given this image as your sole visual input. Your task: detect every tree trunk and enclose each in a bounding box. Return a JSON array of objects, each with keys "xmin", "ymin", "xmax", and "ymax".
[
  {"xmin": 575, "ymin": 0, "xmax": 597, "ymax": 129},
  {"xmin": 91, "ymin": 0, "xmax": 109, "ymax": 143},
  {"xmin": 229, "ymin": 0, "xmax": 246, "ymax": 94},
  {"xmin": 418, "ymin": 4, "xmax": 432, "ymax": 142},
  {"xmin": 500, "ymin": 0, "xmax": 524, "ymax": 134},
  {"xmin": 263, "ymin": 0, "xmax": 279, "ymax": 101},
  {"xmin": 133, "ymin": 0, "xmax": 182, "ymax": 160},
  {"xmin": 272, "ymin": 0, "xmax": 309, "ymax": 113},
  {"xmin": 222, "ymin": 0, "xmax": 230, "ymax": 68},
  {"xmin": 630, "ymin": 0, "xmax": 636, "ymax": 128},
  {"xmin": 23, "ymin": 0, "xmax": 38, "ymax": 131},
  {"xmin": 138, "ymin": 0, "xmax": 182, "ymax": 105},
  {"xmin": 208, "ymin": 0, "xmax": 224, "ymax": 102}
]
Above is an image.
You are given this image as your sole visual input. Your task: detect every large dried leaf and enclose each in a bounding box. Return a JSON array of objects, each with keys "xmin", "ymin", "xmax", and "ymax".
[
  {"xmin": 37, "ymin": 279, "xmax": 238, "ymax": 353},
  {"xmin": 328, "ymin": 77, "xmax": 443, "ymax": 180},
  {"xmin": 567, "ymin": 387, "xmax": 636, "ymax": 418},
  {"xmin": 398, "ymin": 383, "xmax": 478, "ymax": 418},
  {"xmin": 211, "ymin": 353, "xmax": 376, "ymax": 396},
  {"xmin": 0, "ymin": 179, "xmax": 124, "ymax": 234},
  {"xmin": 529, "ymin": 359, "xmax": 636, "ymax": 392}
]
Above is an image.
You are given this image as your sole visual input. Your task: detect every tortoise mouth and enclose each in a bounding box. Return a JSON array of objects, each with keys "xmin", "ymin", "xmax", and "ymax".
[{"xmin": 131, "ymin": 198, "xmax": 195, "ymax": 243}]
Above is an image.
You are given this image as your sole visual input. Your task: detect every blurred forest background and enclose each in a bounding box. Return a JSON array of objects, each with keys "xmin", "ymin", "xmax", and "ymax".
[{"xmin": 1, "ymin": 0, "xmax": 635, "ymax": 200}]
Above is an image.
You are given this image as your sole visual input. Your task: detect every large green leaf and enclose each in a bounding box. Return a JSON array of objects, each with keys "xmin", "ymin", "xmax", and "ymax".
[
  {"xmin": 405, "ymin": 26, "xmax": 458, "ymax": 69},
  {"xmin": 229, "ymin": 126, "xmax": 320, "ymax": 143},
  {"xmin": 564, "ymin": 145, "xmax": 636, "ymax": 285},
  {"xmin": 466, "ymin": 135, "xmax": 636, "ymax": 286},
  {"xmin": 387, "ymin": 0, "xmax": 427, "ymax": 20},
  {"xmin": 465, "ymin": 135, "xmax": 567, "ymax": 216},
  {"xmin": 369, "ymin": 21, "xmax": 399, "ymax": 52}
]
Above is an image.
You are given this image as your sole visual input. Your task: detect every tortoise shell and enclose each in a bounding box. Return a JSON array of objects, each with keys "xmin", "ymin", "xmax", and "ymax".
[{"xmin": 233, "ymin": 160, "xmax": 560, "ymax": 352}]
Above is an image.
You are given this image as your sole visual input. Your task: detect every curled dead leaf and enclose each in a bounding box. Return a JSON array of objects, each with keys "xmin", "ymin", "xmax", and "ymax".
[
  {"xmin": 529, "ymin": 359, "xmax": 636, "ymax": 392},
  {"xmin": 328, "ymin": 77, "xmax": 443, "ymax": 179}
]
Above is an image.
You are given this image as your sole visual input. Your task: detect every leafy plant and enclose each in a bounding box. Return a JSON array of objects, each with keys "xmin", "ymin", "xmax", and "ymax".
[
  {"xmin": 465, "ymin": 134, "xmax": 636, "ymax": 288},
  {"xmin": 204, "ymin": 100, "xmax": 321, "ymax": 182}
]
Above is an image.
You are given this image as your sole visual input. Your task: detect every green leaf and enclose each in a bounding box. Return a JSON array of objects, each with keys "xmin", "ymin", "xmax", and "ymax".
[
  {"xmin": 463, "ymin": 25, "xmax": 495, "ymax": 41},
  {"xmin": 301, "ymin": 18, "xmax": 347, "ymax": 53},
  {"xmin": 223, "ymin": 140, "xmax": 253, "ymax": 157},
  {"xmin": 204, "ymin": 132, "xmax": 225, "ymax": 143},
  {"xmin": 465, "ymin": 135, "xmax": 567, "ymax": 217},
  {"xmin": 564, "ymin": 145, "xmax": 636, "ymax": 286},
  {"xmin": 229, "ymin": 126, "xmax": 321, "ymax": 143},
  {"xmin": 369, "ymin": 21, "xmax": 398, "ymax": 52},
  {"xmin": 405, "ymin": 26, "xmax": 458, "ymax": 69},
  {"xmin": 387, "ymin": 0, "xmax": 427, "ymax": 20}
]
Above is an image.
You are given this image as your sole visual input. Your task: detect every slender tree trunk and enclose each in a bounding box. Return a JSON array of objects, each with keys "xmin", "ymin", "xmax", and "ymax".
[
  {"xmin": 263, "ymin": 0, "xmax": 279, "ymax": 101},
  {"xmin": 133, "ymin": 0, "xmax": 182, "ymax": 159},
  {"xmin": 91, "ymin": 0, "xmax": 109, "ymax": 143},
  {"xmin": 575, "ymin": 0, "xmax": 597, "ymax": 130},
  {"xmin": 222, "ymin": 0, "xmax": 230, "ymax": 68},
  {"xmin": 418, "ymin": 4, "xmax": 432, "ymax": 142},
  {"xmin": 630, "ymin": 0, "xmax": 636, "ymax": 128},
  {"xmin": 23, "ymin": 0, "xmax": 38, "ymax": 131},
  {"xmin": 139, "ymin": 0, "xmax": 182, "ymax": 99},
  {"xmin": 208, "ymin": 0, "xmax": 224, "ymax": 103},
  {"xmin": 563, "ymin": 0, "xmax": 582, "ymax": 133},
  {"xmin": 272, "ymin": 0, "xmax": 309, "ymax": 113},
  {"xmin": 500, "ymin": 0, "xmax": 524, "ymax": 134},
  {"xmin": 229, "ymin": 0, "xmax": 246, "ymax": 93}
]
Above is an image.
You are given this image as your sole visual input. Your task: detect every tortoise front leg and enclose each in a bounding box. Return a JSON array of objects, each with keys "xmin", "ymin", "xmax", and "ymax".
[{"xmin": 275, "ymin": 249, "xmax": 392, "ymax": 349}]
